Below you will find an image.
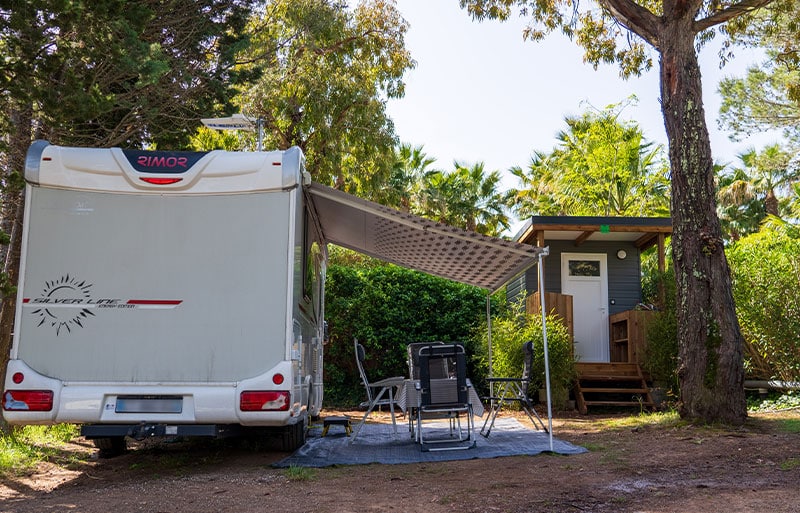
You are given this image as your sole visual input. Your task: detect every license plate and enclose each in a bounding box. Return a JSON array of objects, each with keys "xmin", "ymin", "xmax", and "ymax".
[{"xmin": 115, "ymin": 395, "xmax": 183, "ymax": 413}]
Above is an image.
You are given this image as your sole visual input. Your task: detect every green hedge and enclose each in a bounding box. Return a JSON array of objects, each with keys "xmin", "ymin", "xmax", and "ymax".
[
  {"xmin": 642, "ymin": 224, "xmax": 800, "ymax": 388},
  {"xmin": 727, "ymin": 224, "xmax": 800, "ymax": 382},
  {"xmin": 322, "ymin": 261, "xmax": 498, "ymax": 406}
]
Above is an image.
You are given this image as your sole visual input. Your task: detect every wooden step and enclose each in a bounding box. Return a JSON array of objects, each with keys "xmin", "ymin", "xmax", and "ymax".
[
  {"xmin": 583, "ymin": 400, "xmax": 654, "ymax": 407},
  {"xmin": 579, "ymin": 387, "xmax": 650, "ymax": 394},
  {"xmin": 578, "ymin": 375, "xmax": 643, "ymax": 381},
  {"xmin": 574, "ymin": 362, "xmax": 654, "ymax": 414}
]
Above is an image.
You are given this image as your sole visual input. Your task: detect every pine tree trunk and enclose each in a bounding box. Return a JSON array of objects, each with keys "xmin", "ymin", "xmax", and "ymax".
[
  {"xmin": 0, "ymin": 105, "xmax": 32, "ymax": 433},
  {"xmin": 659, "ymin": 18, "xmax": 746, "ymax": 424}
]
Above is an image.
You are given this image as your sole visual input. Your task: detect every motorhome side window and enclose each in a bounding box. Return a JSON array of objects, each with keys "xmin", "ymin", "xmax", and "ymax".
[
  {"xmin": 306, "ymin": 241, "xmax": 321, "ymax": 298},
  {"xmin": 303, "ymin": 212, "xmax": 323, "ymax": 308}
]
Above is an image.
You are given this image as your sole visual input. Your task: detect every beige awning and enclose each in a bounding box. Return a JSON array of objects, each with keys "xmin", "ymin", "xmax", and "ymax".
[{"xmin": 307, "ymin": 183, "xmax": 544, "ymax": 293}]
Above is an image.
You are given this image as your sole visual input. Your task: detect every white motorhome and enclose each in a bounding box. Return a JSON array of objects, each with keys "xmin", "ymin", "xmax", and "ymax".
[{"xmin": 2, "ymin": 141, "xmax": 325, "ymax": 453}]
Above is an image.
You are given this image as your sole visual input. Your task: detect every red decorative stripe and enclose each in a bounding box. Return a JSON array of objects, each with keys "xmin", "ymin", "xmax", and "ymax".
[{"xmin": 126, "ymin": 300, "xmax": 183, "ymax": 305}]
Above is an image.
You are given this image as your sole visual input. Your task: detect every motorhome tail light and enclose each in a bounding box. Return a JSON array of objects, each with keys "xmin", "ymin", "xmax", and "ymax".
[
  {"xmin": 2, "ymin": 390, "xmax": 54, "ymax": 411},
  {"xmin": 240, "ymin": 391, "xmax": 290, "ymax": 411},
  {"xmin": 139, "ymin": 177, "xmax": 183, "ymax": 185},
  {"xmin": 12, "ymin": 372, "xmax": 24, "ymax": 384},
  {"xmin": 272, "ymin": 373, "xmax": 285, "ymax": 385}
]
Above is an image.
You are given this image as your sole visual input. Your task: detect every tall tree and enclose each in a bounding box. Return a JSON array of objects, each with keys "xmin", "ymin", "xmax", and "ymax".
[
  {"xmin": 238, "ymin": 0, "xmax": 414, "ymax": 188},
  {"xmin": 1, "ymin": 0, "xmax": 253, "ymax": 150},
  {"xmin": 459, "ymin": 0, "xmax": 781, "ymax": 424},
  {"xmin": 509, "ymin": 102, "xmax": 670, "ymax": 217}
]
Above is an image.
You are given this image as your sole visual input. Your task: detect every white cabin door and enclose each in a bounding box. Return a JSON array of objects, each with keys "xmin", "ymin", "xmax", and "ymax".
[{"xmin": 561, "ymin": 253, "xmax": 609, "ymax": 362}]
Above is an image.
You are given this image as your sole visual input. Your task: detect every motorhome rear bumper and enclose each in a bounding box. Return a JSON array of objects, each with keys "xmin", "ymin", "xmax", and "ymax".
[{"xmin": 81, "ymin": 423, "xmax": 243, "ymax": 440}]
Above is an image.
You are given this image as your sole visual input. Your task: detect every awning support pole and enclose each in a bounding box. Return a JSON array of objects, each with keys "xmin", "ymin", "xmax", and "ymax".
[
  {"xmin": 486, "ymin": 293, "xmax": 493, "ymax": 397},
  {"xmin": 538, "ymin": 246, "xmax": 554, "ymax": 451}
]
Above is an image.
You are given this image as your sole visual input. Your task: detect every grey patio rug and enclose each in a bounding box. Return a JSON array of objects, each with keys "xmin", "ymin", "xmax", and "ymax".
[{"xmin": 273, "ymin": 417, "xmax": 587, "ymax": 468}]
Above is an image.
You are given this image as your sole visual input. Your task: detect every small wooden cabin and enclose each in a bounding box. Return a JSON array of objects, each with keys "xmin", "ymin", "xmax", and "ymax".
[{"xmin": 511, "ymin": 216, "xmax": 672, "ymax": 413}]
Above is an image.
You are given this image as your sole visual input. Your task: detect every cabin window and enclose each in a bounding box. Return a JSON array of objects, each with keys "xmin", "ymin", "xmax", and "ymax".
[{"xmin": 568, "ymin": 259, "xmax": 601, "ymax": 277}]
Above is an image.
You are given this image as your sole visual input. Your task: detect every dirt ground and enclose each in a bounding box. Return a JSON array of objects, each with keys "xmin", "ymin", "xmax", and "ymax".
[{"xmin": 1, "ymin": 408, "xmax": 798, "ymax": 513}]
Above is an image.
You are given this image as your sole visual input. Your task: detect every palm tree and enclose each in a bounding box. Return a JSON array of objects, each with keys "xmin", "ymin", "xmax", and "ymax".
[
  {"xmin": 508, "ymin": 150, "xmax": 569, "ymax": 217},
  {"xmin": 374, "ymin": 143, "xmax": 436, "ymax": 212},
  {"xmin": 716, "ymin": 165, "xmax": 766, "ymax": 242},
  {"xmin": 455, "ymin": 162, "xmax": 509, "ymax": 235},
  {"xmin": 508, "ymin": 107, "xmax": 670, "ymax": 217},
  {"xmin": 717, "ymin": 144, "xmax": 800, "ymax": 239},
  {"xmin": 416, "ymin": 162, "xmax": 510, "ymax": 237}
]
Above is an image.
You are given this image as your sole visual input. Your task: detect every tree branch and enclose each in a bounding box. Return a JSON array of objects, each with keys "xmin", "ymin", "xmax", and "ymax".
[
  {"xmin": 694, "ymin": 0, "xmax": 776, "ymax": 32},
  {"xmin": 598, "ymin": 0, "xmax": 661, "ymax": 47}
]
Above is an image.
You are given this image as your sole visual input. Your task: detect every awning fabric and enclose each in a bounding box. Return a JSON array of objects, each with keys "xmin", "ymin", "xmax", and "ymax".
[{"xmin": 307, "ymin": 183, "xmax": 544, "ymax": 293}]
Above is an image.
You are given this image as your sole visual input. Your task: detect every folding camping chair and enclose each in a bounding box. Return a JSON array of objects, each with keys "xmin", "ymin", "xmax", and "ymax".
[
  {"xmin": 407, "ymin": 341, "xmax": 449, "ymax": 380},
  {"xmin": 415, "ymin": 344, "xmax": 476, "ymax": 451},
  {"xmin": 480, "ymin": 340, "xmax": 548, "ymax": 437},
  {"xmin": 405, "ymin": 342, "xmax": 447, "ymax": 433},
  {"xmin": 351, "ymin": 339, "xmax": 405, "ymax": 441}
]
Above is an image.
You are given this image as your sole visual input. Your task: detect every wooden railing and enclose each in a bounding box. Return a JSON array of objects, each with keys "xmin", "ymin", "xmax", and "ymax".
[{"xmin": 526, "ymin": 292, "xmax": 574, "ymax": 343}]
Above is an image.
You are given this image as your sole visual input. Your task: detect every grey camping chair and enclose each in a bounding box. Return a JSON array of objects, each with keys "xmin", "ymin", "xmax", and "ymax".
[
  {"xmin": 480, "ymin": 340, "xmax": 548, "ymax": 437},
  {"xmin": 415, "ymin": 343, "xmax": 476, "ymax": 451},
  {"xmin": 351, "ymin": 339, "xmax": 405, "ymax": 441}
]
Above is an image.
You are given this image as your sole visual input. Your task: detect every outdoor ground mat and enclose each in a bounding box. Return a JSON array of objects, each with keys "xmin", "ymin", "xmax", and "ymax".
[{"xmin": 273, "ymin": 417, "xmax": 587, "ymax": 467}]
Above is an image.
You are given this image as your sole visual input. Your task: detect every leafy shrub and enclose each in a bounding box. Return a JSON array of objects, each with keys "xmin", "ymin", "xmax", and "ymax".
[
  {"xmin": 643, "ymin": 268, "xmax": 679, "ymax": 395},
  {"xmin": 727, "ymin": 224, "xmax": 800, "ymax": 382},
  {"xmin": 747, "ymin": 391, "xmax": 800, "ymax": 413},
  {"xmin": 475, "ymin": 302, "xmax": 575, "ymax": 398}
]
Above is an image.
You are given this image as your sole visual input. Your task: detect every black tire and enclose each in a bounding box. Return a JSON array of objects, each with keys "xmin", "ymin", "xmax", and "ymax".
[
  {"xmin": 279, "ymin": 420, "xmax": 306, "ymax": 452},
  {"xmin": 92, "ymin": 436, "xmax": 127, "ymax": 458}
]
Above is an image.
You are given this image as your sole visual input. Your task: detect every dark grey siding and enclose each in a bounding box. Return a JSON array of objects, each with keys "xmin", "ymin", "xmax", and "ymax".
[
  {"xmin": 509, "ymin": 240, "xmax": 643, "ymax": 315},
  {"xmin": 505, "ymin": 272, "xmax": 527, "ymax": 305}
]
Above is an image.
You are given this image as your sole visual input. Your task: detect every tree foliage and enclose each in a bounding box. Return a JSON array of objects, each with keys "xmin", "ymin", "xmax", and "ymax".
[
  {"xmin": 727, "ymin": 222, "xmax": 800, "ymax": 382},
  {"xmin": 0, "ymin": 0, "xmax": 254, "ymax": 149},
  {"xmin": 475, "ymin": 303, "xmax": 575, "ymax": 396},
  {"xmin": 369, "ymin": 143, "xmax": 511, "ymax": 237},
  {"xmin": 643, "ymin": 267, "xmax": 680, "ymax": 395},
  {"xmin": 719, "ymin": 0, "xmax": 800, "ymax": 143},
  {"xmin": 369, "ymin": 142, "xmax": 435, "ymax": 212},
  {"xmin": 238, "ymin": 0, "xmax": 414, "ymax": 188},
  {"xmin": 509, "ymin": 101, "xmax": 670, "ymax": 217},
  {"xmin": 716, "ymin": 164, "xmax": 768, "ymax": 241}
]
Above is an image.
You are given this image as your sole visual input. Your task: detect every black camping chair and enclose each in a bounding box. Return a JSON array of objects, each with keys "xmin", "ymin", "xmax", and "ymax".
[
  {"xmin": 480, "ymin": 340, "xmax": 548, "ymax": 437},
  {"xmin": 415, "ymin": 343, "xmax": 475, "ymax": 451},
  {"xmin": 407, "ymin": 341, "xmax": 449, "ymax": 380}
]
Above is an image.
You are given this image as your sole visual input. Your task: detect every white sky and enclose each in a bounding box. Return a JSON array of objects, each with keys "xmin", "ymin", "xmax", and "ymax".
[{"xmin": 385, "ymin": 0, "xmax": 782, "ymax": 228}]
